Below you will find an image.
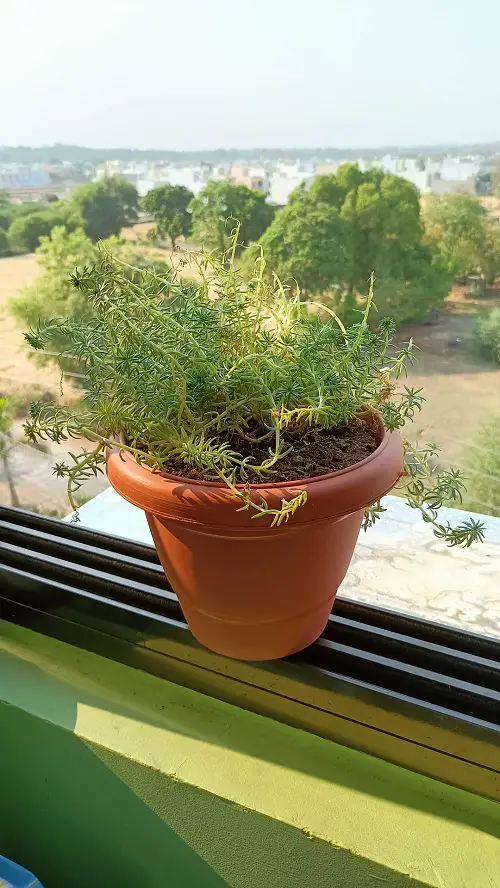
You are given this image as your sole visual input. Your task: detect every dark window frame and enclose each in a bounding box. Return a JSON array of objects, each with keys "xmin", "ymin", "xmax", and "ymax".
[{"xmin": 1, "ymin": 504, "xmax": 499, "ymax": 802}]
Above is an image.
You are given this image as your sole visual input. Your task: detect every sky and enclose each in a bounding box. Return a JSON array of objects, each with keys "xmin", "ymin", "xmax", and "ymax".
[{"xmin": 1, "ymin": 0, "xmax": 499, "ymax": 151}]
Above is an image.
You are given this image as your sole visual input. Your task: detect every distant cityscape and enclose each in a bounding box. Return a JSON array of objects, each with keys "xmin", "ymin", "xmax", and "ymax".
[{"xmin": 1, "ymin": 142, "xmax": 499, "ymax": 206}]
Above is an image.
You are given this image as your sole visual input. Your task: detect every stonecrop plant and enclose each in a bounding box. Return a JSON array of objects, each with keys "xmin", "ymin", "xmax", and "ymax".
[{"xmin": 24, "ymin": 239, "xmax": 484, "ymax": 546}]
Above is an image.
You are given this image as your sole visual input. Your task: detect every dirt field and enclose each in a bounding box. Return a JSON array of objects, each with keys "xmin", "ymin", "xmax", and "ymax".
[
  {"xmin": 1, "ymin": 230, "xmax": 500, "ymax": 514},
  {"xmin": 399, "ymin": 285, "xmax": 500, "ymax": 466},
  {"xmin": 0, "ymin": 252, "xmax": 60, "ymax": 397}
]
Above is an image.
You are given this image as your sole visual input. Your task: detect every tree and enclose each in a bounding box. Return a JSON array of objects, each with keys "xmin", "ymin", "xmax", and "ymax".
[
  {"xmin": 142, "ymin": 184, "xmax": 193, "ymax": 248},
  {"xmin": 7, "ymin": 203, "xmax": 81, "ymax": 252},
  {"xmin": 422, "ymin": 194, "xmax": 488, "ymax": 279},
  {"xmin": 337, "ymin": 168, "xmax": 424, "ymax": 295},
  {"xmin": 475, "ymin": 171, "xmax": 492, "ymax": 195},
  {"xmin": 0, "ymin": 194, "xmax": 46, "ymax": 232},
  {"xmin": 0, "ymin": 229, "xmax": 9, "ymax": 256},
  {"xmin": 423, "ymin": 194, "xmax": 500, "ymax": 285},
  {"xmin": 245, "ymin": 163, "xmax": 448, "ymax": 322},
  {"xmin": 70, "ymin": 176, "xmax": 139, "ymax": 241},
  {"xmin": 0, "ymin": 190, "xmax": 10, "ymax": 230},
  {"xmin": 480, "ymin": 219, "xmax": 500, "ymax": 286},
  {"xmin": 371, "ymin": 254, "xmax": 450, "ymax": 327},
  {"xmin": 245, "ymin": 190, "xmax": 349, "ymax": 297},
  {"xmin": 190, "ymin": 180, "xmax": 274, "ymax": 255},
  {"xmin": 462, "ymin": 415, "xmax": 500, "ymax": 518},
  {"xmin": 490, "ymin": 160, "xmax": 500, "ymax": 197},
  {"xmin": 9, "ymin": 226, "xmax": 170, "ymax": 375},
  {"xmin": 10, "ymin": 227, "xmax": 106, "ymax": 340},
  {"xmin": 476, "ymin": 307, "xmax": 500, "ymax": 363}
]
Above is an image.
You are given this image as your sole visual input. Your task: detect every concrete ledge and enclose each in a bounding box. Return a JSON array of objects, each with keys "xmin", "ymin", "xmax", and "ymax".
[{"xmin": 1, "ymin": 620, "xmax": 499, "ymax": 887}]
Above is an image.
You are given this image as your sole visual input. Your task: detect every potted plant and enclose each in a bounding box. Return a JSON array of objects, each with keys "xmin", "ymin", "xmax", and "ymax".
[{"xmin": 24, "ymin": 247, "xmax": 484, "ymax": 660}]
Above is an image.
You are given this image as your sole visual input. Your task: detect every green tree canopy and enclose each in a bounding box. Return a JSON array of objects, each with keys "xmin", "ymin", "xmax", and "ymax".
[
  {"xmin": 9, "ymin": 226, "xmax": 169, "ymax": 376},
  {"xmin": 246, "ymin": 163, "xmax": 448, "ymax": 323},
  {"xmin": 462, "ymin": 415, "xmax": 500, "ymax": 518},
  {"xmin": 10, "ymin": 227, "xmax": 110, "ymax": 334},
  {"xmin": 190, "ymin": 180, "xmax": 274, "ymax": 254},
  {"xmin": 247, "ymin": 189, "xmax": 348, "ymax": 298},
  {"xmin": 70, "ymin": 176, "xmax": 139, "ymax": 241},
  {"xmin": 476, "ymin": 306, "xmax": 500, "ymax": 363},
  {"xmin": 142, "ymin": 184, "xmax": 193, "ymax": 248},
  {"xmin": 0, "ymin": 228, "xmax": 9, "ymax": 255},
  {"xmin": 422, "ymin": 194, "xmax": 493, "ymax": 280},
  {"xmin": 0, "ymin": 190, "xmax": 10, "ymax": 230},
  {"xmin": 7, "ymin": 202, "xmax": 81, "ymax": 252},
  {"xmin": 0, "ymin": 195, "xmax": 54, "ymax": 232},
  {"xmin": 481, "ymin": 219, "xmax": 500, "ymax": 286}
]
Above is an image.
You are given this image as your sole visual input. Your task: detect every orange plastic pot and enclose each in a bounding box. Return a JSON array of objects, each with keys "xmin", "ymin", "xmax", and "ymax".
[{"xmin": 107, "ymin": 420, "xmax": 403, "ymax": 661}]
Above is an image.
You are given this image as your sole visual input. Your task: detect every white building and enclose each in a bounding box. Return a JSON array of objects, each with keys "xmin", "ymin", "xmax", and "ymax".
[{"xmin": 0, "ymin": 164, "xmax": 50, "ymax": 190}]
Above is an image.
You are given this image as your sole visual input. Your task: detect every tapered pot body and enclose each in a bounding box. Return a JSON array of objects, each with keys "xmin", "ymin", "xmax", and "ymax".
[{"xmin": 107, "ymin": 422, "xmax": 403, "ymax": 660}]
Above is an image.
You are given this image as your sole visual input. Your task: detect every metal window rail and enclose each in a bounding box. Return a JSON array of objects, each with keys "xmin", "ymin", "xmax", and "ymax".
[{"xmin": 0, "ymin": 504, "xmax": 499, "ymax": 802}]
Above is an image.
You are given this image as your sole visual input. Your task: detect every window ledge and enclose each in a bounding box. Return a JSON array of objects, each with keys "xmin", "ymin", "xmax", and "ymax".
[
  {"xmin": 71, "ymin": 490, "xmax": 500, "ymax": 639},
  {"xmin": 1, "ymin": 501, "xmax": 499, "ymax": 804}
]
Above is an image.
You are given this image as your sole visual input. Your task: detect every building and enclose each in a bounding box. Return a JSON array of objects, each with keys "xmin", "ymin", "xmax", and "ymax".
[{"xmin": 0, "ymin": 163, "xmax": 50, "ymax": 199}]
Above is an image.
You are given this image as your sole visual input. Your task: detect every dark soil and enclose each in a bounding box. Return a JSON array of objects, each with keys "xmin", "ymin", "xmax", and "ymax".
[{"xmin": 162, "ymin": 416, "xmax": 380, "ymax": 484}]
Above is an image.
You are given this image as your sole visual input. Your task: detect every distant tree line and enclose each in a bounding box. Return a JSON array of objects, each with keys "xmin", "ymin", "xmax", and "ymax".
[{"xmin": 3, "ymin": 141, "xmax": 500, "ymax": 165}]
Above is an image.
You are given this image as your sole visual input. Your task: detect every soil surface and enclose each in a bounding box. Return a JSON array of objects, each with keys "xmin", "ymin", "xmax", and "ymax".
[{"xmin": 162, "ymin": 416, "xmax": 380, "ymax": 484}]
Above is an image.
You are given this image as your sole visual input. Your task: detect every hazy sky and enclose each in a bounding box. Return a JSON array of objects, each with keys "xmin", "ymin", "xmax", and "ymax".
[{"xmin": 1, "ymin": 0, "xmax": 499, "ymax": 150}]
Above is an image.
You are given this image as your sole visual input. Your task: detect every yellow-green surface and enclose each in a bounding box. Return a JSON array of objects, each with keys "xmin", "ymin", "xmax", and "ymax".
[{"xmin": 0, "ymin": 620, "xmax": 499, "ymax": 888}]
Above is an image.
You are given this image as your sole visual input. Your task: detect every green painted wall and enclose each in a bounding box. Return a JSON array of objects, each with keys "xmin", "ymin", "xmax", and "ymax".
[
  {"xmin": 1, "ymin": 704, "xmax": 427, "ymax": 888},
  {"xmin": 0, "ymin": 621, "xmax": 499, "ymax": 888}
]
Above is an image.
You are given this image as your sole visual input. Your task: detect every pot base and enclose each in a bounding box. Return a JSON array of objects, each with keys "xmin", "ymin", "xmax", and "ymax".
[{"xmin": 180, "ymin": 594, "xmax": 336, "ymax": 661}]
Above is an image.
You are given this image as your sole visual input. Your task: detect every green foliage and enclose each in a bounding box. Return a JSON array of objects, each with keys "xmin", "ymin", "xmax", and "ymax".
[
  {"xmin": 0, "ymin": 396, "xmax": 12, "ymax": 438},
  {"xmin": 190, "ymin": 180, "xmax": 274, "ymax": 254},
  {"xmin": 70, "ymin": 176, "xmax": 139, "ymax": 241},
  {"xmin": 0, "ymin": 193, "xmax": 43, "ymax": 234},
  {"xmin": 422, "ymin": 194, "xmax": 500, "ymax": 283},
  {"xmin": 8, "ymin": 201, "xmax": 47, "ymax": 219},
  {"xmin": 371, "ymin": 256, "xmax": 450, "ymax": 327},
  {"xmin": 480, "ymin": 219, "xmax": 500, "ymax": 286},
  {"xmin": 23, "ymin": 245, "xmax": 483, "ymax": 545},
  {"xmin": 247, "ymin": 163, "xmax": 448, "ymax": 322},
  {"xmin": 7, "ymin": 203, "xmax": 81, "ymax": 252},
  {"xmin": 476, "ymin": 307, "xmax": 500, "ymax": 363},
  {"xmin": 461, "ymin": 416, "xmax": 500, "ymax": 518},
  {"xmin": 9, "ymin": 226, "xmax": 158, "ymax": 376},
  {"xmin": 142, "ymin": 184, "xmax": 193, "ymax": 248},
  {"xmin": 247, "ymin": 191, "xmax": 347, "ymax": 298},
  {"xmin": 1, "ymin": 199, "xmax": 61, "ymax": 238},
  {"xmin": 475, "ymin": 171, "xmax": 492, "ymax": 195},
  {"xmin": 0, "ymin": 228, "xmax": 9, "ymax": 256}
]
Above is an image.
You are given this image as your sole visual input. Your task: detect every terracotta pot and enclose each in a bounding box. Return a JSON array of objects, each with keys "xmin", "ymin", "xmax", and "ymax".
[{"xmin": 106, "ymin": 420, "xmax": 403, "ymax": 661}]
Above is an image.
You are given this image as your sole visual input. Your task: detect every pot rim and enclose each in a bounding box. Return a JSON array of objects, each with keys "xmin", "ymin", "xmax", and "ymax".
[{"xmin": 112, "ymin": 416, "xmax": 394, "ymax": 492}]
